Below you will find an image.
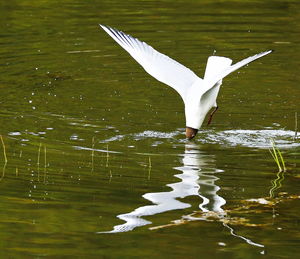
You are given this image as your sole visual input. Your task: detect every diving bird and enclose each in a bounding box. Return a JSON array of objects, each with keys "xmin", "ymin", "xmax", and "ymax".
[{"xmin": 100, "ymin": 25, "xmax": 272, "ymax": 139}]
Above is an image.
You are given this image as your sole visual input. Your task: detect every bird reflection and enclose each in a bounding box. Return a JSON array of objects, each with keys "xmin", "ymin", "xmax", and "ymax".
[
  {"xmin": 181, "ymin": 143, "xmax": 226, "ymax": 213},
  {"xmin": 99, "ymin": 142, "xmax": 225, "ymax": 233}
]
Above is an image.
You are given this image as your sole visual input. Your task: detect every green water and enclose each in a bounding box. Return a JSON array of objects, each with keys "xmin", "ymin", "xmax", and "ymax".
[{"xmin": 0, "ymin": 0, "xmax": 299, "ymax": 257}]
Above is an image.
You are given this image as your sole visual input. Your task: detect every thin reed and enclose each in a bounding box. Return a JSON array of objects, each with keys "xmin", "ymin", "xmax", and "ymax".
[
  {"xmin": 269, "ymin": 139, "xmax": 286, "ymax": 172},
  {"xmin": 0, "ymin": 135, "xmax": 7, "ymax": 181},
  {"xmin": 295, "ymin": 111, "xmax": 298, "ymax": 140},
  {"xmin": 37, "ymin": 143, "xmax": 42, "ymax": 181},
  {"xmin": 0, "ymin": 135, "xmax": 7, "ymax": 163},
  {"xmin": 91, "ymin": 137, "xmax": 95, "ymax": 172},
  {"xmin": 44, "ymin": 145, "xmax": 47, "ymax": 183},
  {"xmin": 148, "ymin": 156, "xmax": 152, "ymax": 180}
]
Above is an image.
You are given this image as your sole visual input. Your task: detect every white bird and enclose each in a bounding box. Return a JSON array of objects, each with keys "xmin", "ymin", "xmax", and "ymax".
[{"xmin": 100, "ymin": 25, "xmax": 272, "ymax": 139}]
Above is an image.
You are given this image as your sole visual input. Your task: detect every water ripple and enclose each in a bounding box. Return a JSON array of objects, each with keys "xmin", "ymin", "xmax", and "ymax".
[
  {"xmin": 203, "ymin": 129, "xmax": 298, "ymax": 149},
  {"xmin": 100, "ymin": 129, "xmax": 298, "ymax": 149}
]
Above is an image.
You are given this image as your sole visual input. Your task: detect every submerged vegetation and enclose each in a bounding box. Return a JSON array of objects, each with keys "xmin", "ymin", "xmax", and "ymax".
[{"xmin": 149, "ymin": 192, "xmax": 300, "ymax": 231}]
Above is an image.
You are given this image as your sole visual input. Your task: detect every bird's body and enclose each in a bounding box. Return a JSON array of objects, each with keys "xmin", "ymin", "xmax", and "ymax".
[
  {"xmin": 184, "ymin": 56, "xmax": 233, "ymax": 131},
  {"xmin": 100, "ymin": 25, "xmax": 272, "ymax": 139}
]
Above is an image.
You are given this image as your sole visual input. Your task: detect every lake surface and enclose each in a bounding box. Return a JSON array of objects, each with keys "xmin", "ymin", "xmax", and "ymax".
[{"xmin": 0, "ymin": 0, "xmax": 299, "ymax": 257}]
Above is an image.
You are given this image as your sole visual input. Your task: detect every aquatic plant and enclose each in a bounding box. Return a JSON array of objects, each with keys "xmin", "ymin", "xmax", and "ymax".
[
  {"xmin": 0, "ymin": 135, "xmax": 7, "ymax": 181},
  {"xmin": 106, "ymin": 144, "xmax": 109, "ymax": 167},
  {"xmin": 148, "ymin": 156, "xmax": 152, "ymax": 180},
  {"xmin": 91, "ymin": 137, "xmax": 95, "ymax": 172},
  {"xmin": 149, "ymin": 193, "xmax": 300, "ymax": 240},
  {"xmin": 0, "ymin": 135, "xmax": 7, "ymax": 163},
  {"xmin": 269, "ymin": 139, "xmax": 286, "ymax": 173},
  {"xmin": 44, "ymin": 145, "xmax": 47, "ymax": 183},
  {"xmin": 37, "ymin": 142, "xmax": 42, "ymax": 181},
  {"xmin": 295, "ymin": 111, "xmax": 298, "ymax": 141}
]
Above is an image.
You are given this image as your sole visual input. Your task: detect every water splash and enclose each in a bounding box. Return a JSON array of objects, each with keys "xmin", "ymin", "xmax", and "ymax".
[
  {"xmin": 100, "ymin": 128, "xmax": 298, "ymax": 149},
  {"xmin": 101, "ymin": 130, "xmax": 182, "ymax": 143},
  {"xmin": 203, "ymin": 129, "xmax": 299, "ymax": 148}
]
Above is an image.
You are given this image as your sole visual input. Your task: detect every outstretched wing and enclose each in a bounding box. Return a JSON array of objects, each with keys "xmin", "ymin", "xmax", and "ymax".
[
  {"xmin": 201, "ymin": 50, "xmax": 273, "ymax": 102},
  {"xmin": 100, "ymin": 25, "xmax": 200, "ymax": 100},
  {"xmin": 210, "ymin": 50, "xmax": 272, "ymax": 89}
]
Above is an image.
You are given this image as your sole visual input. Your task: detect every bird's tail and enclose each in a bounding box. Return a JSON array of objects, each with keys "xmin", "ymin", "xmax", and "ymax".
[{"xmin": 204, "ymin": 56, "xmax": 232, "ymax": 81}]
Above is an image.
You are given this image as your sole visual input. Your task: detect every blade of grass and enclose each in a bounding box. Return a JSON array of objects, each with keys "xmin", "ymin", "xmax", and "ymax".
[
  {"xmin": 275, "ymin": 147, "xmax": 286, "ymax": 172},
  {"xmin": 0, "ymin": 135, "xmax": 7, "ymax": 181},
  {"xmin": 37, "ymin": 143, "xmax": 42, "ymax": 182},
  {"xmin": 0, "ymin": 135, "xmax": 7, "ymax": 163},
  {"xmin": 91, "ymin": 137, "xmax": 95, "ymax": 172},
  {"xmin": 295, "ymin": 111, "xmax": 298, "ymax": 140},
  {"xmin": 44, "ymin": 145, "xmax": 47, "ymax": 183},
  {"xmin": 148, "ymin": 156, "xmax": 152, "ymax": 180},
  {"xmin": 106, "ymin": 144, "xmax": 109, "ymax": 167},
  {"xmin": 269, "ymin": 139, "xmax": 282, "ymax": 172}
]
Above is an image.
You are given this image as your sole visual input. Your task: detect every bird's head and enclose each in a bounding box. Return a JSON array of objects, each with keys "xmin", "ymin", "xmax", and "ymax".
[
  {"xmin": 184, "ymin": 106, "xmax": 206, "ymax": 140},
  {"xmin": 186, "ymin": 127, "xmax": 198, "ymax": 140}
]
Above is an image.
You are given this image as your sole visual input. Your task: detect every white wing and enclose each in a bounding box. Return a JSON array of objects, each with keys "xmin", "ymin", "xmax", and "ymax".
[
  {"xmin": 209, "ymin": 50, "xmax": 273, "ymax": 89},
  {"xmin": 100, "ymin": 25, "xmax": 200, "ymax": 100},
  {"xmin": 203, "ymin": 56, "xmax": 232, "ymax": 107},
  {"xmin": 201, "ymin": 50, "xmax": 272, "ymax": 102},
  {"xmin": 204, "ymin": 56, "xmax": 232, "ymax": 80}
]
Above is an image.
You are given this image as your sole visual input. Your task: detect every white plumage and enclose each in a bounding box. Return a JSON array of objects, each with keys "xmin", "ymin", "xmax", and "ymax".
[{"xmin": 100, "ymin": 25, "xmax": 272, "ymax": 139}]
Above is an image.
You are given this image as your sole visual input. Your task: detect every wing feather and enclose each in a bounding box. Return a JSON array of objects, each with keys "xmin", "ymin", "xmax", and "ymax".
[
  {"xmin": 209, "ymin": 50, "xmax": 273, "ymax": 88},
  {"xmin": 100, "ymin": 25, "xmax": 200, "ymax": 100},
  {"xmin": 201, "ymin": 50, "xmax": 272, "ymax": 103}
]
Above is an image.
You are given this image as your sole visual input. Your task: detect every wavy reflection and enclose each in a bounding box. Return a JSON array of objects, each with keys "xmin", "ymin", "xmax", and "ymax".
[
  {"xmin": 99, "ymin": 142, "xmax": 225, "ymax": 233},
  {"xmin": 99, "ymin": 142, "xmax": 265, "ymax": 248}
]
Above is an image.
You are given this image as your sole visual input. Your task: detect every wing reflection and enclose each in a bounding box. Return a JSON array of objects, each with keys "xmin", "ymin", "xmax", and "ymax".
[
  {"xmin": 181, "ymin": 143, "xmax": 225, "ymax": 213},
  {"xmin": 100, "ymin": 142, "xmax": 225, "ymax": 233}
]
